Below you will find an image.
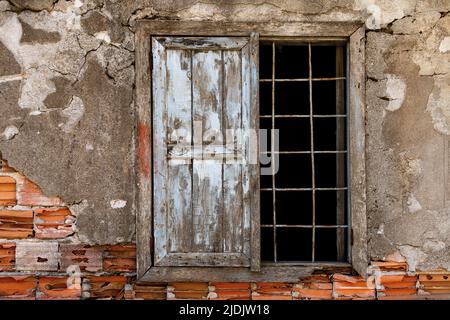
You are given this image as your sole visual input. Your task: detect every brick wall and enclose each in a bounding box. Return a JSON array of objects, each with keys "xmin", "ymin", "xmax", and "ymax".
[{"xmin": 1, "ymin": 161, "xmax": 449, "ymax": 300}]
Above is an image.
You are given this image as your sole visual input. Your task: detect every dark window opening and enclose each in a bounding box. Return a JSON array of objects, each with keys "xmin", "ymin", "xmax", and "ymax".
[{"xmin": 259, "ymin": 41, "xmax": 349, "ymax": 264}]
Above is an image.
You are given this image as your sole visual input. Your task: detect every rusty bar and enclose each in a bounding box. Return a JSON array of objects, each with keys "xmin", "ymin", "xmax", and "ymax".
[
  {"xmin": 271, "ymin": 41, "xmax": 277, "ymax": 263},
  {"xmin": 260, "ymin": 151, "xmax": 347, "ymax": 154},
  {"xmin": 261, "ymin": 187, "xmax": 348, "ymax": 191},
  {"xmin": 308, "ymin": 43, "xmax": 316, "ymax": 262},
  {"xmin": 261, "ymin": 225, "xmax": 349, "ymax": 228},
  {"xmin": 335, "ymin": 46, "xmax": 346, "ymax": 262},
  {"xmin": 259, "ymin": 115, "xmax": 347, "ymax": 118},
  {"xmin": 260, "ymin": 77, "xmax": 346, "ymax": 82}
]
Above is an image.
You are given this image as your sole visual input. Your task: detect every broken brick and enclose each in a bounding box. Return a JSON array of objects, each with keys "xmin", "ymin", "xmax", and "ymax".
[
  {"xmin": 134, "ymin": 282, "xmax": 167, "ymax": 300},
  {"xmin": 34, "ymin": 208, "xmax": 75, "ymax": 239},
  {"xmin": 60, "ymin": 244, "xmax": 103, "ymax": 273},
  {"xmin": 37, "ymin": 277, "xmax": 81, "ymax": 300},
  {"xmin": 0, "ymin": 243, "xmax": 15, "ymax": 271},
  {"xmin": 0, "ymin": 176, "xmax": 16, "ymax": 206},
  {"xmin": 370, "ymin": 261, "xmax": 408, "ymax": 272},
  {"xmin": 85, "ymin": 276, "xmax": 127, "ymax": 299},
  {"xmin": 251, "ymin": 292, "xmax": 292, "ymax": 300},
  {"xmin": 0, "ymin": 210, "xmax": 33, "ymax": 239},
  {"xmin": 15, "ymin": 175, "xmax": 63, "ymax": 207},
  {"xmin": 0, "ymin": 276, "xmax": 37, "ymax": 299},
  {"xmin": 333, "ymin": 274, "xmax": 376, "ymax": 299},
  {"xmin": 293, "ymin": 288, "xmax": 333, "ymax": 300},
  {"xmin": 168, "ymin": 282, "xmax": 209, "ymax": 300},
  {"xmin": 15, "ymin": 241, "xmax": 60, "ymax": 272},
  {"xmin": 208, "ymin": 283, "xmax": 251, "ymax": 300},
  {"xmin": 102, "ymin": 244, "xmax": 136, "ymax": 272}
]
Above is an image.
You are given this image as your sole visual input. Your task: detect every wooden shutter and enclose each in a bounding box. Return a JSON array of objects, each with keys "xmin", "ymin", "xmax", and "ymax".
[{"xmin": 152, "ymin": 35, "xmax": 259, "ymax": 268}]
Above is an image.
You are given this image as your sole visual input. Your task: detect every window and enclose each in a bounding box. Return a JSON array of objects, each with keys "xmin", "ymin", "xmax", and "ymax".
[
  {"xmin": 259, "ymin": 42, "xmax": 349, "ymax": 264},
  {"xmin": 135, "ymin": 21, "xmax": 367, "ymax": 282}
]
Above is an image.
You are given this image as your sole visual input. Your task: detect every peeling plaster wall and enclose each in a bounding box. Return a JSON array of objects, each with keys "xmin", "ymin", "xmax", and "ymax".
[{"xmin": 0, "ymin": 0, "xmax": 449, "ymax": 272}]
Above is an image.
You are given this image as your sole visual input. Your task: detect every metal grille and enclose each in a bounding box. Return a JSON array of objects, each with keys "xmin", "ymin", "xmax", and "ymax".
[{"xmin": 259, "ymin": 41, "xmax": 349, "ymax": 264}]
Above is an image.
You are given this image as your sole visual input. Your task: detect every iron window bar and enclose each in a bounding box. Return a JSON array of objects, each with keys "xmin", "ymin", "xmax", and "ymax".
[
  {"xmin": 260, "ymin": 77, "xmax": 346, "ymax": 82},
  {"xmin": 260, "ymin": 41, "xmax": 348, "ymax": 264}
]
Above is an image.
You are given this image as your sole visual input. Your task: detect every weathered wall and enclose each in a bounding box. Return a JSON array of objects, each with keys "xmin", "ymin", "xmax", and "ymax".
[{"xmin": 0, "ymin": 0, "xmax": 449, "ymax": 277}]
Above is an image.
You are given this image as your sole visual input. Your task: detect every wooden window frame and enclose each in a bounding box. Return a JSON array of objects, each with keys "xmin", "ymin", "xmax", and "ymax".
[{"xmin": 135, "ymin": 20, "xmax": 367, "ymax": 282}]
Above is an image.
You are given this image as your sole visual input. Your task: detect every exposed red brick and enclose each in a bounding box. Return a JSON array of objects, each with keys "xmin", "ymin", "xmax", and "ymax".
[
  {"xmin": 211, "ymin": 282, "xmax": 251, "ymax": 290},
  {"xmin": 334, "ymin": 288, "xmax": 376, "ymax": 299},
  {"xmin": 212, "ymin": 290, "xmax": 252, "ymax": 300},
  {"xmin": 294, "ymin": 288, "xmax": 333, "ymax": 300},
  {"xmin": 0, "ymin": 243, "xmax": 15, "ymax": 271},
  {"xmin": 0, "ymin": 276, "xmax": 37, "ymax": 299},
  {"xmin": 37, "ymin": 277, "xmax": 81, "ymax": 300},
  {"xmin": 15, "ymin": 175, "xmax": 63, "ymax": 207},
  {"xmin": 60, "ymin": 244, "xmax": 103, "ymax": 272},
  {"xmin": 332, "ymin": 274, "xmax": 365, "ymax": 283},
  {"xmin": 418, "ymin": 274, "xmax": 450, "ymax": 296},
  {"xmin": 252, "ymin": 293, "xmax": 292, "ymax": 300},
  {"xmin": 0, "ymin": 176, "xmax": 16, "ymax": 206},
  {"xmin": 371, "ymin": 261, "xmax": 408, "ymax": 272},
  {"xmin": 380, "ymin": 275, "xmax": 416, "ymax": 285},
  {"xmin": 208, "ymin": 283, "xmax": 251, "ymax": 300},
  {"xmin": 15, "ymin": 241, "xmax": 60, "ymax": 272},
  {"xmin": 333, "ymin": 274, "xmax": 375, "ymax": 299},
  {"xmin": 34, "ymin": 208, "xmax": 75, "ymax": 239},
  {"xmin": 0, "ymin": 161, "xmax": 16, "ymax": 173},
  {"xmin": 86, "ymin": 276, "xmax": 127, "ymax": 299},
  {"xmin": 0, "ymin": 210, "xmax": 33, "ymax": 239},
  {"xmin": 102, "ymin": 244, "xmax": 136, "ymax": 272},
  {"xmin": 378, "ymin": 274, "xmax": 417, "ymax": 295},
  {"xmin": 252, "ymin": 282, "xmax": 293, "ymax": 300},
  {"xmin": 169, "ymin": 282, "xmax": 209, "ymax": 291},
  {"xmin": 134, "ymin": 283, "xmax": 167, "ymax": 300},
  {"xmin": 169, "ymin": 290, "xmax": 208, "ymax": 299},
  {"xmin": 379, "ymin": 288, "xmax": 417, "ymax": 296},
  {"xmin": 168, "ymin": 282, "xmax": 209, "ymax": 300}
]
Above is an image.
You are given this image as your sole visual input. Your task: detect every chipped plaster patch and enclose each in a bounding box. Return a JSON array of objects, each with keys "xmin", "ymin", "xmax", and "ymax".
[
  {"xmin": 426, "ymin": 78, "xmax": 450, "ymax": 135},
  {"xmin": 94, "ymin": 31, "xmax": 111, "ymax": 44},
  {"xmin": 423, "ymin": 239, "xmax": 446, "ymax": 252},
  {"xmin": 110, "ymin": 199, "xmax": 127, "ymax": 209},
  {"xmin": 407, "ymin": 194, "xmax": 422, "ymax": 213},
  {"xmin": 2, "ymin": 125, "xmax": 19, "ymax": 140},
  {"xmin": 60, "ymin": 96, "xmax": 85, "ymax": 133},
  {"xmin": 0, "ymin": 13, "xmax": 85, "ymax": 112},
  {"xmin": 354, "ymin": 0, "xmax": 416, "ymax": 30},
  {"xmin": 380, "ymin": 76, "xmax": 406, "ymax": 111},
  {"xmin": 85, "ymin": 143, "xmax": 94, "ymax": 151},
  {"xmin": 74, "ymin": 0, "xmax": 83, "ymax": 9},
  {"xmin": 398, "ymin": 245, "xmax": 426, "ymax": 272},
  {"xmin": 439, "ymin": 37, "xmax": 450, "ymax": 53},
  {"xmin": 377, "ymin": 224, "xmax": 385, "ymax": 234}
]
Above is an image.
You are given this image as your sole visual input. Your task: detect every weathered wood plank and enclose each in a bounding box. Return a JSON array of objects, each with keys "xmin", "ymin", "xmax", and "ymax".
[
  {"xmin": 138, "ymin": 21, "xmax": 362, "ymax": 38},
  {"xmin": 192, "ymin": 50, "xmax": 224, "ymax": 253},
  {"xmin": 155, "ymin": 37, "xmax": 249, "ymax": 50},
  {"xmin": 135, "ymin": 26, "xmax": 152, "ymax": 278},
  {"xmin": 248, "ymin": 33, "xmax": 260, "ymax": 271},
  {"xmin": 156, "ymin": 252, "xmax": 249, "ymax": 267},
  {"xmin": 140, "ymin": 265, "xmax": 351, "ymax": 283},
  {"xmin": 166, "ymin": 49, "xmax": 193, "ymax": 253},
  {"xmin": 349, "ymin": 26, "xmax": 368, "ymax": 277},
  {"xmin": 152, "ymin": 37, "xmax": 169, "ymax": 265},
  {"xmin": 223, "ymin": 49, "xmax": 243, "ymax": 253}
]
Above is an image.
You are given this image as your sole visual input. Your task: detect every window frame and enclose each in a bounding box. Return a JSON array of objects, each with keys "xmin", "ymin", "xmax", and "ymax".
[{"xmin": 135, "ymin": 20, "xmax": 367, "ymax": 282}]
